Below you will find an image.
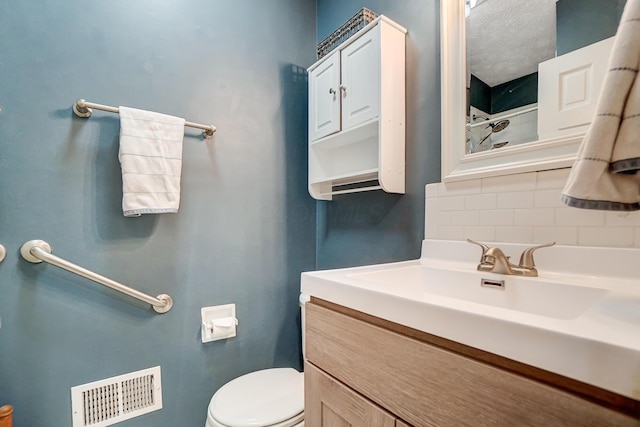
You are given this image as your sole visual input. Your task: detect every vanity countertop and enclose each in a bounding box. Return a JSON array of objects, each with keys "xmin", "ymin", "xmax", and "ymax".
[{"xmin": 300, "ymin": 239, "xmax": 640, "ymax": 400}]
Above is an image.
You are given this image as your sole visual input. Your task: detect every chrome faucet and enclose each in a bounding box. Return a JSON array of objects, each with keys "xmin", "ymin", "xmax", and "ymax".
[{"xmin": 467, "ymin": 239, "xmax": 555, "ymax": 277}]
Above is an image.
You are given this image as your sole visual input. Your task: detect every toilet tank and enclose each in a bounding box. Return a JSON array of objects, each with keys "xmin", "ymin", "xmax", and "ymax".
[{"xmin": 299, "ymin": 293, "xmax": 310, "ymax": 360}]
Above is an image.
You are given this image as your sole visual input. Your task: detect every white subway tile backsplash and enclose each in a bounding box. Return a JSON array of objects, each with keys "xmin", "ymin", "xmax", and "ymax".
[
  {"xmin": 605, "ymin": 211, "xmax": 640, "ymax": 227},
  {"xmin": 556, "ymin": 208, "xmax": 605, "ymax": 227},
  {"xmin": 534, "ymin": 189, "xmax": 565, "ymax": 208},
  {"xmin": 426, "ymin": 183, "xmax": 439, "ymax": 199},
  {"xmin": 479, "ymin": 209, "xmax": 514, "ymax": 226},
  {"xmin": 441, "ymin": 180, "xmax": 481, "ymax": 195},
  {"xmin": 426, "ymin": 167, "xmax": 638, "ymax": 249},
  {"xmin": 514, "ymin": 208, "xmax": 555, "ymax": 226},
  {"xmin": 425, "ymin": 227, "xmax": 437, "ymax": 239},
  {"xmin": 465, "ymin": 193, "xmax": 497, "ymax": 210},
  {"xmin": 425, "ymin": 227, "xmax": 438, "ymax": 239},
  {"xmin": 535, "ymin": 168, "xmax": 571, "ymax": 190},
  {"xmin": 439, "ymin": 196, "xmax": 466, "ymax": 211},
  {"xmin": 495, "ymin": 226, "xmax": 533, "ymax": 243},
  {"xmin": 464, "ymin": 226, "xmax": 496, "ymax": 242},
  {"xmin": 425, "ymin": 197, "xmax": 438, "ymax": 239},
  {"xmin": 450, "ymin": 210, "xmax": 480, "ymax": 226},
  {"xmin": 578, "ymin": 227, "xmax": 634, "ymax": 247},
  {"xmin": 438, "ymin": 211, "xmax": 453, "ymax": 226},
  {"xmin": 533, "ymin": 227, "xmax": 578, "ymax": 245},
  {"xmin": 438, "ymin": 226, "xmax": 465, "ymax": 240},
  {"xmin": 497, "ymin": 192, "xmax": 534, "ymax": 209}
]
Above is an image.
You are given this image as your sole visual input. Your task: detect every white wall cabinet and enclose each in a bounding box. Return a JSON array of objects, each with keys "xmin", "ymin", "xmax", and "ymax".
[{"xmin": 307, "ymin": 16, "xmax": 406, "ymax": 200}]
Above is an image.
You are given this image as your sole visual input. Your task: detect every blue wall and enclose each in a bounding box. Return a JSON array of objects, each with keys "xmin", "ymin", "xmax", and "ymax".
[
  {"xmin": 556, "ymin": 0, "xmax": 626, "ymax": 55},
  {"xmin": 469, "ymin": 74, "xmax": 492, "ymax": 115},
  {"xmin": 316, "ymin": 1, "xmax": 441, "ymax": 268},
  {"xmin": 469, "ymin": 72, "xmax": 538, "ymax": 116},
  {"xmin": 0, "ymin": 1, "xmax": 316, "ymax": 426}
]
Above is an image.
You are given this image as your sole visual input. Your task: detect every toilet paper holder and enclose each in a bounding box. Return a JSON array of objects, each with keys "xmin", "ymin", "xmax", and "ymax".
[{"xmin": 201, "ymin": 303, "xmax": 238, "ymax": 343}]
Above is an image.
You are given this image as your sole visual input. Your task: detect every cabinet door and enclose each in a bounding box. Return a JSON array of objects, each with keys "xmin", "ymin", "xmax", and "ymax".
[
  {"xmin": 340, "ymin": 26, "xmax": 380, "ymax": 131},
  {"xmin": 305, "ymin": 362, "xmax": 396, "ymax": 427},
  {"xmin": 309, "ymin": 53, "xmax": 341, "ymax": 141}
]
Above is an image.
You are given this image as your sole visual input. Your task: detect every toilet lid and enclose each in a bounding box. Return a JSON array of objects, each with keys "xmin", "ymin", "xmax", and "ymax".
[{"xmin": 208, "ymin": 368, "xmax": 304, "ymax": 427}]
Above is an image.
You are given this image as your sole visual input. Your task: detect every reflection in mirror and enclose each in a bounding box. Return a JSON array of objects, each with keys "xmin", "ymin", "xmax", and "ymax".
[
  {"xmin": 440, "ymin": 0, "xmax": 627, "ymax": 182},
  {"xmin": 465, "ymin": 0, "xmax": 556, "ymax": 154}
]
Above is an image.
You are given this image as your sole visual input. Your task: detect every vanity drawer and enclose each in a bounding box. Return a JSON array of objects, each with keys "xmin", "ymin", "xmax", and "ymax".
[
  {"xmin": 305, "ymin": 301, "xmax": 638, "ymax": 427},
  {"xmin": 305, "ymin": 362, "xmax": 396, "ymax": 427}
]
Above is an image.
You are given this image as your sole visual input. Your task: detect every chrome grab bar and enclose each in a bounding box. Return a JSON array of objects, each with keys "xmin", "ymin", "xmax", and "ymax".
[{"xmin": 20, "ymin": 240, "xmax": 173, "ymax": 313}]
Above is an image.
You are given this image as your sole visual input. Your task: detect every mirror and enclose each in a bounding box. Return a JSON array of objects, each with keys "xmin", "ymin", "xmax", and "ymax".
[{"xmin": 441, "ymin": 0, "xmax": 584, "ymax": 182}]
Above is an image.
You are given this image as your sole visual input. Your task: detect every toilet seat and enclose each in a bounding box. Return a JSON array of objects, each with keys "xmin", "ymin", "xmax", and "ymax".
[{"xmin": 207, "ymin": 368, "xmax": 304, "ymax": 427}]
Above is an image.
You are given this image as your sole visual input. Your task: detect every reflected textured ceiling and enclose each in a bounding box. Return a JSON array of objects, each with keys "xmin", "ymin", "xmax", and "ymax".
[{"xmin": 466, "ymin": 0, "xmax": 557, "ymax": 87}]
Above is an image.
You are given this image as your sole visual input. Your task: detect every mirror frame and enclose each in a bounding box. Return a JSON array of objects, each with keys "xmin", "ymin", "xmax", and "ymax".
[{"xmin": 441, "ymin": 0, "xmax": 584, "ymax": 182}]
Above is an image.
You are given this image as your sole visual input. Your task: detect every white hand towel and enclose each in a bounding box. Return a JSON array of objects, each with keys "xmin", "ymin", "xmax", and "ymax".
[
  {"xmin": 561, "ymin": 0, "xmax": 640, "ymax": 211},
  {"xmin": 118, "ymin": 106, "xmax": 186, "ymax": 217}
]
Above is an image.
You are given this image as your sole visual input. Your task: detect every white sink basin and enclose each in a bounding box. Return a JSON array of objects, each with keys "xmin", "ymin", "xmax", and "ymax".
[
  {"xmin": 351, "ymin": 266, "xmax": 609, "ymax": 320},
  {"xmin": 301, "ymin": 239, "xmax": 640, "ymax": 401}
]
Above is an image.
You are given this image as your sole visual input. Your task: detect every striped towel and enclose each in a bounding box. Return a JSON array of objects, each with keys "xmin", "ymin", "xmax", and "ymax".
[
  {"xmin": 561, "ymin": 0, "xmax": 640, "ymax": 211},
  {"xmin": 118, "ymin": 106, "xmax": 186, "ymax": 217}
]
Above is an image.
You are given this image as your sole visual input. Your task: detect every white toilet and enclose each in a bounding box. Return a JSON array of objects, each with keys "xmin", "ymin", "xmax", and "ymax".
[{"xmin": 204, "ymin": 295, "xmax": 309, "ymax": 427}]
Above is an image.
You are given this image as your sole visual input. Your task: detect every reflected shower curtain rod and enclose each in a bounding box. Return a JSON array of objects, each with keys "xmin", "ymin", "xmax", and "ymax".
[
  {"xmin": 466, "ymin": 106, "xmax": 538, "ymax": 129},
  {"xmin": 72, "ymin": 99, "xmax": 217, "ymax": 139}
]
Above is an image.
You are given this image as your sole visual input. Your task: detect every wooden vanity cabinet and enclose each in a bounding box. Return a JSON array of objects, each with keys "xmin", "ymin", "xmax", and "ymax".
[{"xmin": 304, "ymin": 299, "xmax": 639, "ymax": 427}]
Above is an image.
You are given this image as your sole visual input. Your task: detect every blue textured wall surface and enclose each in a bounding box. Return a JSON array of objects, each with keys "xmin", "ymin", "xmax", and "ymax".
[
  {"xmin": 316, "ymin": 1, "xmax": 441, "ymax": 268},
  {"xmin": 490, "ymin": 72, "xmax": 538, "ymax": 115},
  {"xmin": 0, "ymin": 1, "xmax": 316, "ymax": 426},
  {"xmin": 469, "ymin": 74, "xmax": 491, "ymax": 115}
]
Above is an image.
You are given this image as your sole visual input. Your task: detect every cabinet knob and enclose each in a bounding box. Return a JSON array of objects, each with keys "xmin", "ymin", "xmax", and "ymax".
[
  {"xmin": 339, "ymin": 85, "xmax": 347, "ymax": 95},
  {"xmin": 329, "ymin": 88, "xmax": 336, "ymax": 95}
]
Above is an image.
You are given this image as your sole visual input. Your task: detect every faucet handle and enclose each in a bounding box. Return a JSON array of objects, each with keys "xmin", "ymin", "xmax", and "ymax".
[
  {"xmin": 466, "ymin": 239, "xmax": 490, "ymax": 260},
  {"xmin": 518, "ymin": 242, "xmax": 555, "ymax": 268}
]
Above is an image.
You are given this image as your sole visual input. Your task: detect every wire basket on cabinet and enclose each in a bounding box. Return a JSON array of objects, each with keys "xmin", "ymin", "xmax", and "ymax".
[{"xmin": 316, "ymin": 8, "xmax": 379, "ymax": 59}]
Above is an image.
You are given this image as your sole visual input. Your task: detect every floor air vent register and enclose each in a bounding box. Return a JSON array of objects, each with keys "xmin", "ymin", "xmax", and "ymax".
[{"xmin": 71, "ymin": 366, "xmax": 162, "ymax": 427}]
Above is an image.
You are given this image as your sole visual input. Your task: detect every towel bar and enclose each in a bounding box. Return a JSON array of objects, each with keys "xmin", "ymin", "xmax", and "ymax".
[
  {"xmin": 73, "ymin": 99, "xmax": 216, "ymax": 139},
  {"xmin": 20, "ymin": 240, "xmax": 173, "ymax": 313}
]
